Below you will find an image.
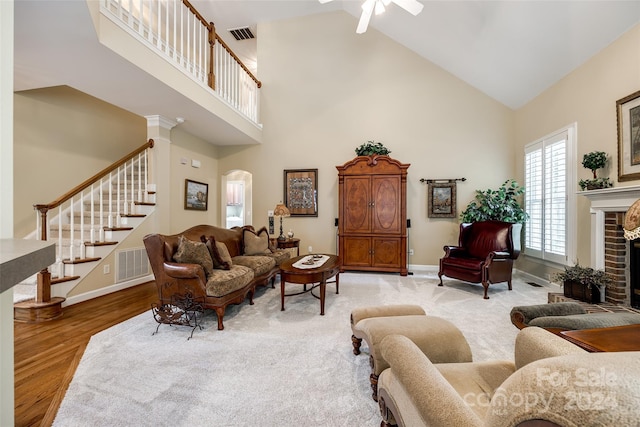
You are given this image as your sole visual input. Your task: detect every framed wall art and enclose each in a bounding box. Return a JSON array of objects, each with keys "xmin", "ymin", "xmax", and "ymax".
[
  {"xmin": 617, "ymin": 89, "xmax": 640, "ymax": 181},
  {"xmin": 284, "ymin": 169, "xmax": 318, "ymax": 217},
  {"xmin": 427, "ymin": 182, "xmax": 456, "ymax": 218},
  {"xmin": 184, "ymin": 179, "xmax": 208, "ymax": 211}
]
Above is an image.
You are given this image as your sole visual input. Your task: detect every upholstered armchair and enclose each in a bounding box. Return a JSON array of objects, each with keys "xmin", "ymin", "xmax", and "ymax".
[
  {"xmin": 438, "ymin": 221, "xmax": 521, "ymax": 299},
  {"xmin": 376, "ymin": 327, "xmax": 640, "ymax": 427}
]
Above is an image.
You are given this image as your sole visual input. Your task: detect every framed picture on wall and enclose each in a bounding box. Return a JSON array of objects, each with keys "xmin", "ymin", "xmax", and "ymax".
[
  {"xmin": 284, "ymin": 169, "xmax": 318, "ymax": 217},
  {"xmin": 617, "ymin": 90, "xmax": 640, "ymax": 181},
  {"xmin": 184, "ymin": 179, "xmax": 208, "ymax": 211},
  {"xmin": 427, "ymin": 182, "xmax": 456, "ymax": 218}
]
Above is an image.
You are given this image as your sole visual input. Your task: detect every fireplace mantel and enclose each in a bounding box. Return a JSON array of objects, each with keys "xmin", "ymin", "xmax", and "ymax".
[{"xmin": 580, "ymin": 185, "xmax": 640, "ymax": 273}]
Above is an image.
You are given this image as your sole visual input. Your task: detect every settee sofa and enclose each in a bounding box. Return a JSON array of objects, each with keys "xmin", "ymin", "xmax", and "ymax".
[
  {"xmin": 143, "ymin": 224, "xmax": 290, "ymax": 330},
  {"xmin": 377, "ymin": 326, "xmax": 640, "ymax": 426},
  {"xmin": 510, "ymin": 301, "xmax": 640, "ymax": 333}
]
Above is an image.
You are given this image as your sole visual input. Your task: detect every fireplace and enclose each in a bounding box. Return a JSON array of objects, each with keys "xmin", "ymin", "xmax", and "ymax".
[
  {"xmin": 581, "ymin": 185, "xmax": 640, "ymax": 307},
  {"xmin": 628, "ymin": 239, "xmax": 640, "ymax": 308}
]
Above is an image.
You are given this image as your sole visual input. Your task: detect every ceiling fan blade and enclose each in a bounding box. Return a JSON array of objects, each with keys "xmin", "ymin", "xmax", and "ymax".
[
  {"xmin": 391, "ymin": 0, "xmax": 424, "ymax": 16},
  {"xmin": 356, "ymin": 0, "xmax": 376, "ymax": 34}
]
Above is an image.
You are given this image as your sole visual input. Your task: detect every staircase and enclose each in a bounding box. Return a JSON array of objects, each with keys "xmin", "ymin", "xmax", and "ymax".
[{"xmin": 14, "ymin": 140, "xmax": 156, "ymax": 322}]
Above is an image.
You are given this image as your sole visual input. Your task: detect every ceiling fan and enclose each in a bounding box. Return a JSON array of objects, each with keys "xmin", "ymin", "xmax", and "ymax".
[{"xmin": 319, "ymin": 0, "xmax": 424, "ymax": 34}]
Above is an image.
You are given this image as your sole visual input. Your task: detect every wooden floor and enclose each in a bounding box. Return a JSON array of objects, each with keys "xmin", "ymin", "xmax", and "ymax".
[{"xmin": 14, "ymin": 282, "xmax": 158, "ymax": 427}]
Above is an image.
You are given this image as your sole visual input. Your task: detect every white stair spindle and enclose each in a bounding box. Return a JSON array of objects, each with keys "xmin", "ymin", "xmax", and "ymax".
[
  {"xmin": 108, "ymin": 171, "xmax": 113, "ymax": 228},
  {"xmin": 89, "ymin": 186, "xmax": 94, "ymax": 244},
  {"xmin": 57, "ymin": 205, "xmax": 64, "ymax": 277},
  {"xmin": 69, "ymin": 196, "xmax": 75, "ymax": 261},
  {"xmin": 130, "ymin": 159, "xmax": 136, "ymax": 214},
  {"xmin": 123, "ymin": 161, "xmax": 128, "ymax": 215},
  {"xmin": 117, "ymin": 165, "xmax": 122, "ymax": 225},
  {"xmin": 99, "ymin": 178, "xmax": 105, "ymax": 242},
  {"xmin": 137, "ymin": 153, "xmax": 142, "ymax": 202}
]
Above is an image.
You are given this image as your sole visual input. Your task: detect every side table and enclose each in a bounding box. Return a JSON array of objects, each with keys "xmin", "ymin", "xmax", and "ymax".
[{"xmin": 272, "ymin": 237, "xmax": 300, "ymax": 256}]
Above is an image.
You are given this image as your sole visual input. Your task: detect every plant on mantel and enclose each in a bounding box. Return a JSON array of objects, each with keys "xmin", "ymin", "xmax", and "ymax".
[
  {"xmin": 579, "ymin": 151, "xmax": 613, "ymax": 191},
  {"xmin": 355, "ymin": 140, "xmax": 391, "ymax": 156}
]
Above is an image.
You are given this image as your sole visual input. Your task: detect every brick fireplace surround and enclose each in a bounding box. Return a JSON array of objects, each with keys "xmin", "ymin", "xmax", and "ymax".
[{"xmin": 581, "ymin": 185, "xmax": 640, "ymax": 306}]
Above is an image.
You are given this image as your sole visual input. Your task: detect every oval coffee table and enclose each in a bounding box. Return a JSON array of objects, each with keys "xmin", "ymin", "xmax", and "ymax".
[{"xmin": 279, "ymin": 254, "xmax": 341, "ymax": 315}]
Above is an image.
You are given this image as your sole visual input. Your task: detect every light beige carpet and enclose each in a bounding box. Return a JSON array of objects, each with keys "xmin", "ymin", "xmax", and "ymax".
[{"xmin": 53, "ymin": 270, "xmax": 557, "ymax": 426}]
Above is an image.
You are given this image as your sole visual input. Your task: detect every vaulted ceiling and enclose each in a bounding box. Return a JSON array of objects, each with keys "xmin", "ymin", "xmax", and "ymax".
[{"xmin": 199, "ymin": 0, "xmax": 640, "ymax": 109}]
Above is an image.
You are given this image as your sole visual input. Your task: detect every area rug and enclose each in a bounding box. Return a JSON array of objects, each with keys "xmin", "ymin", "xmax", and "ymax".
[{"xmin": 53, "ymin": 271, "xmax": 556, "ymax": 427}]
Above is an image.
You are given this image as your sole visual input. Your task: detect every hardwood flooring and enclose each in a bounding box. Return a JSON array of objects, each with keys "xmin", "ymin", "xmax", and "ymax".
[{"xmin": 14, "ymin": 282, "xmax": 158, "ymax": 427}]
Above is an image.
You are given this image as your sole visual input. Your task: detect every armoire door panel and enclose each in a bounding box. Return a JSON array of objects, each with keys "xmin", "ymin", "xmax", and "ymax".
[
  {"xmin": 343, "ymin": 237, "xmax": 372, "ymax": 267},
  {"xmin": 372, "ymin": 176, "xmax": 400, "ymax": 234},
  {"xmin": 344, "ymin": 176, "xmax": 371, "ymax": 233},
  {"xmin": 372, "ymin": 238, "xmax": 402, "ymax": 267}
]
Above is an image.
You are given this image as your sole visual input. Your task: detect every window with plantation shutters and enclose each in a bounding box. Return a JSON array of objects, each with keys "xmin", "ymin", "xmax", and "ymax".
[{"xmin": 524, "ymin": 125, "xmax": 576, "ymax": 265}]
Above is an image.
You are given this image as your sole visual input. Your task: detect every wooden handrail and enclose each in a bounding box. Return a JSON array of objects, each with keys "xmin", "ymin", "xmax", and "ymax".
[
  {"xmin": 34, "ymin": 139, "xmax": 154, "ymax": 215},
  {"xmin": 215, "ymin": 34, "xmax": 262, "ymax": 88},
  {"xmin": 180, "ymin": 0, "xmax": 261, "ymax": 89}
]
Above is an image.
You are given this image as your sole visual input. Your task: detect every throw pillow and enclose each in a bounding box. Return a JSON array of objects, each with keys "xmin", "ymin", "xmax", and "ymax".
[
  {"xmin": 200, "ymin": 235, "xmax": 232, "ymax": 270},
  {"xmin": 243, "ymin": 227, "xmax": 271, "ymax": 255},
  {"xmin": 173, "ymin": 235, "xmax": 214, "ymax": 278},
  {"xmin": 215, "ymin": 240, "xmax": 233, "ymax": 266}
]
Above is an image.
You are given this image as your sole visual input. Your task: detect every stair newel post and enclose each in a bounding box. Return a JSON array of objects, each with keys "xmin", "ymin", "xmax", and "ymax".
[
  {"xmin": 35, "ymin": 268, "xmax": 51, "ymax": 304},
  {"xmin": 108, "ymin": 171, "xmax": 113, "ymax": 229},
  {"xmin": 99, "ymin": 178, "xmax": 105, "ymax": 242},
  {"xmin": 208, "ymin": 21, "xmax": 215, "ymax": 90}
]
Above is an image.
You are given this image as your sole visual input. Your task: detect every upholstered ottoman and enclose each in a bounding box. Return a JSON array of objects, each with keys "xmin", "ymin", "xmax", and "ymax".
[{"xmin": 350, "ymin": 305, "xmax": 473, "ymax": 401}]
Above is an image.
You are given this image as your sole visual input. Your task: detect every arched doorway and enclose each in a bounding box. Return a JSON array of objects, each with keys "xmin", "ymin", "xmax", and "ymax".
[{"xmin": 221, "ymin": 170, "xmax": 252, "ymax": 228}]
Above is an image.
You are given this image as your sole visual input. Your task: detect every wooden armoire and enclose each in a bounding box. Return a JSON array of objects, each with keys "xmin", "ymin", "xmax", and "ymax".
[{"xmin": 336, "ymin": 155, "xmax": 410, "ymax": 276}]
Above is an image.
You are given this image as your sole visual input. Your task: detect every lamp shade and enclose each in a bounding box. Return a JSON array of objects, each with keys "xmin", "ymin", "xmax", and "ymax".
[{"xmin": 273, "ymin": 203, "xmax": 290, "ymax": 217}]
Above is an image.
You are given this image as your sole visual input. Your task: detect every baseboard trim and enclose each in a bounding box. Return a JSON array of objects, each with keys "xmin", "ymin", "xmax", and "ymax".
[
  {"xmin": 62, "ymin": 275, "xmax": 154, "ymax": 307},
  {"xmin": 407, "ymin": 264, "xmax": 438, "ymax": 272}
]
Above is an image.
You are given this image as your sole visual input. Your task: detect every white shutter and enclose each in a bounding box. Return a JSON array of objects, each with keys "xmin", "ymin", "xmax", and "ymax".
[{"xmin": 524, "ymin": 128, "xmax": 571, "ymax": 264}]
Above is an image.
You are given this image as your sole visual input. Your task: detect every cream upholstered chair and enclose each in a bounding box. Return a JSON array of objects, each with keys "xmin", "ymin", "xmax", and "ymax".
[
  {"xmin": 376, "ymin": 327, "xmax": 640, "ymax": 427},
  {"xmin": 351, "ymin": 305, "xmax": 473, "ymax": 402}
]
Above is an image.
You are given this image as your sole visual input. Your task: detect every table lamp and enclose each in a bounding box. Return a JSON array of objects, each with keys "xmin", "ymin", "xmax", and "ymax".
[{"xmin": 273, "ymin": 202, "xmax": 291, "ymax": 241}]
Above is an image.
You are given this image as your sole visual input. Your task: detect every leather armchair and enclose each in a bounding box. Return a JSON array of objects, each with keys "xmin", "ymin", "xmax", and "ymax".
[{"xmin": 438, "ymin": 221, "xmax": 521, "ymax": 299}]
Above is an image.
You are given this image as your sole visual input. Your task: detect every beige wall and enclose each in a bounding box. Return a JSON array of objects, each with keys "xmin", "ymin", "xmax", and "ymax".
[
  {"xmin": 514, "ymin": 23, "xmax": 640, "ymax": 276},
  {"xmin": 13, "ymin": 86, "xmax": 146, "ymax": 237},
  {"xmin": 218, "ymin": 11, "xmax": 516, "ymax": 264},
  {"xmin": 169, "ymin": 127, "xmax": 220, "ymax": 233}
]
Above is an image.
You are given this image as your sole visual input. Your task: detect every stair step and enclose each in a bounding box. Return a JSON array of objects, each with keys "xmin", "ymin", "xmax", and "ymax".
[
  {"xmin": 52, "ymin": 275, "xmax": 80, "ymax": 284},
  {"xmin": 63, "ymin": 257, "xmax": 101, "ymax": 265},
  {"xmin": 121, "ymin": 214, "xmax": 146, "ymax": 218},
  {"xmin": 85, "ymin": 241, "xmax": 118, "ymax": 247},
  {"xmin": 104, "ymin": 226, "xmax": 133, "ymax": 231},
  {"xmin": 135, "ymin": 201, "xmax": 155, "ymax": 206}
]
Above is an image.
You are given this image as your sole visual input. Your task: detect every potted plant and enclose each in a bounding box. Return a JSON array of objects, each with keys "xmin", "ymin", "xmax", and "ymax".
[
  {"xmin": 355, "ymin": 140, "xmax": 391, "ymax": 156},
  {"xmin": 579, "ymin": 151, "xmax": 613, "ymax": 190},
  {"xmin": 553, "ymin": 264, "xmax": 613, "ymax": 303},
  {"xmin": 460, "ymin": 179, "xmax": 528, "ymax": 224}
]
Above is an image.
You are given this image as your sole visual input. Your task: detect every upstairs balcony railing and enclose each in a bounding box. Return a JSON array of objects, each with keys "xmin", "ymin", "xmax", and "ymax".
[{"xmin": 101, "ymin": 0, "xmax": 262, "ymax": 124}]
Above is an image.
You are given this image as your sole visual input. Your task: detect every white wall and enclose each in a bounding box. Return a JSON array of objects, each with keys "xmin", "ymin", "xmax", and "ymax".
[
  {"xmin": 1, "ymin": 1, "xmax": 14, "ymax": 424},
  {"xmin": 218, "ymin": 11, "xmax": 516, "ymax": 265},
  {"xmin": 515, "ymin": 23, "xmax": 640, "ymax": 275}
]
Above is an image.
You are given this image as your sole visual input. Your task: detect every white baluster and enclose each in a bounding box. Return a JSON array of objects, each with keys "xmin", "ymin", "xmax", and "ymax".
[
  {"xmin": 69, "ymin": 196, "xmax": 75, "ymax": 261},
  {"xmin": 130, "ymin": 159, "xmax": 136, "ymax": 214},
  {"xmin": 117, "ymin": 165, "xmax": 122, "ymax": 226},
  {"xmin": 57, "ymin": 205, "xmax": 64, "ymax": 277},
  {"xmin": 108, "ymin": 171, "xmax": 113, "ymax": 229},
  {"xmin": 123, "ymin": 161, "xmax": 128, "ymax": 216},
  {"xmin": 99, "ymin": 178, "xmax": 105, "ymax": 242}
]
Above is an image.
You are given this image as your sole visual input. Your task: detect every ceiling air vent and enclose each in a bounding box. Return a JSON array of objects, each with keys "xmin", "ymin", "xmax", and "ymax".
[{"xmin": 228, "ymin": 27, "xmax": 255, "ymax": 41}]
